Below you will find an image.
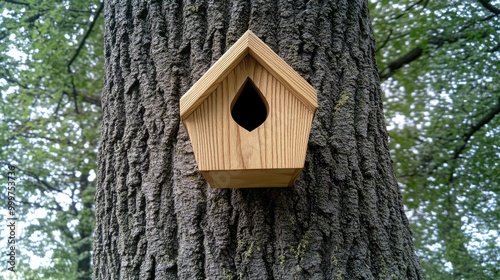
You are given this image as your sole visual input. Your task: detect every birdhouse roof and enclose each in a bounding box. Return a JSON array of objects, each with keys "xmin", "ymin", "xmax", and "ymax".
[{"xmin": 180, "ymin": 30, "xmax": 318, "ymax": 120}]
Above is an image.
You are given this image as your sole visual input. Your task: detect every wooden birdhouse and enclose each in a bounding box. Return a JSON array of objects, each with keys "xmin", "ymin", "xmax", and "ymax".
[{"xmin": 180, "ymin": 30, "xmax": 317, "ymax": 188}]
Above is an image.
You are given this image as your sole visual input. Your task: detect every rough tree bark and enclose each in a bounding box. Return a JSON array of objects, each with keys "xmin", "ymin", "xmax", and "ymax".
[{"xmin": 93, "ymin": 0, "xmax": 424, "ymax": 279}]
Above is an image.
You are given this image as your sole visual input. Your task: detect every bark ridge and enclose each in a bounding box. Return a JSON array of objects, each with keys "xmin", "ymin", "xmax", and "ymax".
[{"xmin": 94, "ymin": 0, "xmax": 424, "ymax": 279}]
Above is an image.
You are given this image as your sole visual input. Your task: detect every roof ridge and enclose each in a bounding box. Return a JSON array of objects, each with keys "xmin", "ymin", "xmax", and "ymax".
[{"xmin": 180, "ymin": 30, "xmax": 317, "ymax": 120}]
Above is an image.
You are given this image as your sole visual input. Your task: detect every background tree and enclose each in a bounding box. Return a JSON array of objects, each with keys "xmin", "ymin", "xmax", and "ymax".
[
  {"xmin": 370, "ymin": 0, "xmax": 500, "ymax": 278},
  {"xmin": 92, "ymin": 0, "xmax": 423, "ymax": 279},
  {"xmin": 2, "ymin": 0, "xmax": 498, "ymax": 279},
  {"xmin": 0, "ymin": 0, "xmax": 103, "ymax": 279}
]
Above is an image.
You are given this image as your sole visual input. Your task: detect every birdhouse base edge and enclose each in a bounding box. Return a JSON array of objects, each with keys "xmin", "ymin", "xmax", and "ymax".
[{"xmin": 201, "ymin": 168, "xmax": 302, "ymax": 188}]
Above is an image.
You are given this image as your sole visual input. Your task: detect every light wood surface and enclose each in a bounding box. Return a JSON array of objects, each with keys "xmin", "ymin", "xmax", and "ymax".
[
  {"xmin": 180, "ymin": 30, "xmax": 317, "ymax": 120},
  {"xmin": 184, "ymin": 56, "xmax": 314, "ymax": 171},
  {"xmin": 180, "ymin": 30, "xmax": 317, "ymax": 188},
  {"xmin": 202, "ymin": 169, "xmax": 302, "ymax": 188}
]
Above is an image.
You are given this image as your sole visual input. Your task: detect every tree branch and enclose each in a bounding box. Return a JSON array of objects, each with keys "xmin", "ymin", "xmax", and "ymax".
[
  {"xmin": 376, "ymin": 29, "xmax": 393, "ymax": 53},
  {"xmin": 81, "ymin": 93, "xmax": 102, "ymax": 107},
  {"xmin": 61, "ymin": 90, "xmax": 102, "ymax": 108},
  {"xmin": 67, "ymin": 2, "xmax": 104, "ymax": 69},
  {"xmin": 12, "ymin": 165, "xmax": 64, "ymax": 193},
  {"xmin": 379, "ymin": 47, "xmax": 424, "ymax": 80},
  {"xmin": 3, "ymin": 0, "xmax": 29, "ymax": 6},
  {"xmin": 488, "ymin": 43, "xmax": 500, "ymax": 52},
  {"xmin": 19, "ymin": 200, "xmax": 61, "ymax": 212},
  {"xmin": 379, "ymin": 29, "xmax": 490, "ymax": 81},
  {"xmin": 453, "ymin": 97, "xmax": 500, "ymax": 159},
  {"xmin": 392, "ymin": 0, "xmax": 426, "ymax": 20},
  {"xmin": 400, "ymin": 95, "xmax": 500, "ymax": 183},
  {"xmin": 477, "ymin": 0, "xmax": 500, "ymax": 15},
  {"xmin": 0, "ymin": 71, "xmax": 29, "ymax": 89},
  {"xmin": 67, "ymin": 1, "xmax": 104, "ymax": 114}
]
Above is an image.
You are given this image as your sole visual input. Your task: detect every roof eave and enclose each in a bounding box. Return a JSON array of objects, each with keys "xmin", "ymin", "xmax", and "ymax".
[{"xmin": 180, "ymin": 30, "xmax": 318, "ymax": 120}]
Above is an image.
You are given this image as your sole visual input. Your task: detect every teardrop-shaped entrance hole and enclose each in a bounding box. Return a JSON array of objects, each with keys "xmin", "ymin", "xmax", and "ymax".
[{"xmin": 231, "ymin": 78, "xmax": 268, "ymax": 132}]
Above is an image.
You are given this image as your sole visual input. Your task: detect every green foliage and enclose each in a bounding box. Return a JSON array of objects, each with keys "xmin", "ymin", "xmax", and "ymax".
[
  {"xmin": 370, "ymin": 0, "xmax": 500, "ymax": 278},
  {"xmin": 1, "ymin": 0, "xmax": 498, "ymax": 279},
  {"xmin": 0, "ymin": 0, "xmax": 103, "ymax": 279}
]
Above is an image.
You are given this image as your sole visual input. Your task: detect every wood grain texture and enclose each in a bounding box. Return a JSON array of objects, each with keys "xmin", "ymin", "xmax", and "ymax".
[
  {"xmin": 202, "ymin": 168, "xmax": 302, "ymax": 188},
  {"xmin": 183, "ymin": 55, "xmax": 315, "ymax": 187},
  {"xmin": 180, "ymin": 30, "xmax": 317, "ymax": 119},
  {"xmin": 94, "ymin": 0, "xmax": 424, "ymax": 279}
]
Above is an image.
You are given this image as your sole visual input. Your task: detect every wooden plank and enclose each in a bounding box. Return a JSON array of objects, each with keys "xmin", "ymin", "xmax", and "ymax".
[
  {"xmin": 184, "ymin": 55, "xmax": 314, "ymax": 172},
  {"xmin": 202, "ymin": 168, "xmax": 302, "ymax": 188},
  {"xmin": 180, "ymin": 32, "xmax": 250, "ymax": 119},
  {"xmin": 182, "ymin": 51, "xmax": 316, "ymax": 188},
  {"xmin": 247, "ymin": 31, "xmax": 318, "ymax": 111},
  {"xmin": 180, "ymin": 30, "xmax": 318, "ymax": 120}
]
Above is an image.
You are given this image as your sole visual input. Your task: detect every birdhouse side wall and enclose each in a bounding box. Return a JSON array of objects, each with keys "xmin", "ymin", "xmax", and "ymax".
[{"xmin": 183, "ymin": 56, "xmax": 314, "ymax": 171}]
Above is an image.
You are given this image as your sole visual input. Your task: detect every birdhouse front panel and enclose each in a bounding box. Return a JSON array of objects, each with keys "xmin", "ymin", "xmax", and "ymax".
[
  {"xmin": 183, "ymin": 55, "xmax": 314, "ymax": 174},
  {"xmin": 180, "ymin": 30, "xmax": 317, "ymax": 188}
]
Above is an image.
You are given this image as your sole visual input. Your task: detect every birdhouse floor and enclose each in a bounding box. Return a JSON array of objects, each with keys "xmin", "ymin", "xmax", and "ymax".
[{"xmin": 201, "ymin": 168, "xmax": 302, "ymax": 188}]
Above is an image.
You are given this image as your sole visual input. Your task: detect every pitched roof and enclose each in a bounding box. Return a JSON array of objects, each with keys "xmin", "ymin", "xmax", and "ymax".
[{"xmin": 180, "ymin": 30, "xmax": 317, "ymax": 120}]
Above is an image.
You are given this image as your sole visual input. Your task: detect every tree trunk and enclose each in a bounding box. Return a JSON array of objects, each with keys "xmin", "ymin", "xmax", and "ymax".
[{"xmin": 93, "ymin": 0, "xmax": 424, "ymax": 279}]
